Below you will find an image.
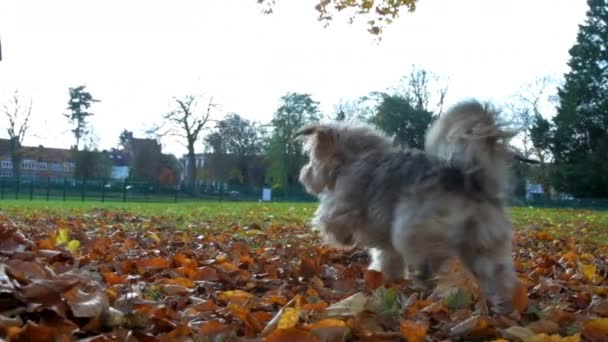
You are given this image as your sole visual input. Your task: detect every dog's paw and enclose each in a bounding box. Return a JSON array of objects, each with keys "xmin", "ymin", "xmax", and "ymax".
[{"xmin": 488, "ymin": 296, "xmax": 513, "ymax": 315}]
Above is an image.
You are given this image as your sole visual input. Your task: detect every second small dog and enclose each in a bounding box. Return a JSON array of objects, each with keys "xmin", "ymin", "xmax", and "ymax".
[{"xmin": 297, "ymin": 100, "xmax": 518, "ymax": 311}]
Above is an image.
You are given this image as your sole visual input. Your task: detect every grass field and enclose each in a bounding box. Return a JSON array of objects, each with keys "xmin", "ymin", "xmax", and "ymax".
[
  {"xmin": 1, "ymin": 199, "xmax": 608, "ymax": 340},
  {"xmin": 1, "ymin": 199, "xmax": 607, "ymax": 240}
]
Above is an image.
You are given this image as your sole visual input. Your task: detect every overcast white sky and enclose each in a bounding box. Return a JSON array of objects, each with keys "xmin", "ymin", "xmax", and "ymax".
[{"xmin": 0, "ymin": 0, "xmax": 588, "ymax": 156}]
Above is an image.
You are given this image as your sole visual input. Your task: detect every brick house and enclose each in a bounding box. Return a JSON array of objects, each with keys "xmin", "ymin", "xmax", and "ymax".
[{"xmin": 0, "ymin": 139, "xmax": 75, "ymax": 182}]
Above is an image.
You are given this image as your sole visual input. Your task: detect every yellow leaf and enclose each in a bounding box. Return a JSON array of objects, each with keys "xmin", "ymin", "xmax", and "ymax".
[
  {"xmin": 55, "ymin": 228, "xmax": 70, "ymax": 245},
  {"xmin": 148, "ymin": 231, "xmax": 161, "ymax": 243},
  {"xmin": 217, "ymin": 290, "xmax": 254, "ymax": 304},
  {"xmin": 66, "ymin": 240, "xmax": 80, "ymax": 253},
  {"xmin": 583, "ymin": 317, "xmax": 608, "ymax": 341},
  {"xmin": 322, "ymin": 292, "xmax": 368, "ymax": 317},
  {"xmin": 261, "ymin": 295, "xmax": 302, "ymax": 336},
  {"xmin": 581, "ymin": 264, "xmax": 597, "ymax": 281},
  {"xmin": 277, "ymin": 307, "xmax": 299, "ymax": 330}
]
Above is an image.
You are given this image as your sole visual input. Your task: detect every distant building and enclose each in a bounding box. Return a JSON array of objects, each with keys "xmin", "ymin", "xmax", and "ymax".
[
  {"xmin": 0, "ymin": 139, "xmax": 75, "ymax": 182},
  {"xmin": 105, "ymin": 149, "xmax": 130, "ymax": 180},
  {"xmin": 179, "ymin": 153, "xmax": 206, "ymax": 184}
]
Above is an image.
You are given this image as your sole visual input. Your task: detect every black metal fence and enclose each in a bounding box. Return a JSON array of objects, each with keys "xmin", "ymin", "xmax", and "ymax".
[
  {"xmin": 0, "ymin": 177, "xmax": 315, "ymax": 203},
  {"xmin": 0, "ymin": 176, "xmax": 606, "ymax": 210}
]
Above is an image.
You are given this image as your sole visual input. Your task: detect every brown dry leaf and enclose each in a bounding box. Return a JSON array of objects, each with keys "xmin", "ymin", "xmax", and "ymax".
[
  {"xmin": 0, "ymin": 226, "xmax": 34, "ymax": 254},
  {"xmin": 199, "ymin": 319, "xmax": 234, "ymax": 336},
  {"xmin": 5, "ymin": 260, "xmax": 48, "ymax": 283},
  {"xmin": 589, "ymin": 296, "xmax": 608, "ymax": 317},
  {"xmin": 18, "ymin": 274, "xmax": 81, "ymax": 304},
  {"xmin": 195, "ymin": 266, "xmax": 220, "ymax": 281},
  {"xmin": 450, "ymin": 315, "xmax": 496, "ymax": 339},
  {"xmin": 502, "ymin": 326, "xmax": 536, "ymax": 341},
  {"xmin": 64, "ymin": 287, "xmax": 109, "ymax": 318},
  {"xmin": 527, "ymin": 320, "xmax": 561, "ymax": 335}
]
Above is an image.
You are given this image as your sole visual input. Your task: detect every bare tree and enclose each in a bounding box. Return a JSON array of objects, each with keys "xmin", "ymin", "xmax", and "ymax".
[
  {"xmin": 2, "ymin": 90, "xmax": 32, "ymax": 179},
  {"xmin": 509, "ymin": 76, "xmax": 559, "ymax": 198},
  {"xmin": 162, "ymin": 95, "xmax": 217, "ymax": 193},
  {"xmin": 397, "ymin": 66, "xmax": 449, "ymax": 116},
  {"xmin": 509, "ymin": 76, "xmax": 558, "ymax": 158}
]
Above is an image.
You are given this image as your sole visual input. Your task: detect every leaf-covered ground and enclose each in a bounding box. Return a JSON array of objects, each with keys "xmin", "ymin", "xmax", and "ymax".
[{"xmin": 0, "ymin": 201, "xmax": 608, "ymax": 341}]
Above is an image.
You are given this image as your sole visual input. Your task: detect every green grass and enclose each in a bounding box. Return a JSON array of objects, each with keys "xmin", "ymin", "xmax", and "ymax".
[
  {"xmin": 1, "ymin": 199, "xmax": 607, "ymax": 242},
  {"xmin": 0, "ymin": 199, "xmax": 317, "ymax": 227}
]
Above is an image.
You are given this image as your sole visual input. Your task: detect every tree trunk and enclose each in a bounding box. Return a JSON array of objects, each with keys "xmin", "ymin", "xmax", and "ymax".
[
  {"xmin": 9, "ymin": 138, "xmax": 21, "ymax": 180},
  {"xmin": 187, "ymin": 143, "xmax": 197, "ymax": 195}
]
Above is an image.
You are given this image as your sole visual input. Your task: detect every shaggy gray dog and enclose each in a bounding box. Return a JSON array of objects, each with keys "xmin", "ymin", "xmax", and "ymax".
[{"xmin": 297, "ymin": 100, "xmax": 517, "ymax": 311}]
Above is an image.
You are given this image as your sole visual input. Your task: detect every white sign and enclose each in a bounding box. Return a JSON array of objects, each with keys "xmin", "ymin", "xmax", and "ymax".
[{"xmin": 262, "ymin": 188, "xmax": 272, "ymax": 201}]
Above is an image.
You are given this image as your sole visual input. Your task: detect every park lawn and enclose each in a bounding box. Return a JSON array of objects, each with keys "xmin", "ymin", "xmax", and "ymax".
[
  {"xmin": 0, "ymin": 200, "xmax": 607, "ymax": 340},
  {"xmin": 1, "ymin": 199, "xmax": 607, "ymax": 241}
]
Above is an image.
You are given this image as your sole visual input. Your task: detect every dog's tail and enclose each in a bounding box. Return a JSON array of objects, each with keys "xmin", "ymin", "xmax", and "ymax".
[{"xmin": 425, "ymin": 100, "xmax": 516, "ymax": 200}]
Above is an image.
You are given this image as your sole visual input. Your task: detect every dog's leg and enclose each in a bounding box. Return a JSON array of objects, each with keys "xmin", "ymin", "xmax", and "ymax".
[
  {"xmin": 459, "ymin": 239, "xmax": 516, "ymax": 314},
  {"xmin": 368, "ymin": 247, "xmax": 406, "ymax": 280},
  {"xmin": 416, "ymin": 256, "xmax": 447, "ymax": 288}
]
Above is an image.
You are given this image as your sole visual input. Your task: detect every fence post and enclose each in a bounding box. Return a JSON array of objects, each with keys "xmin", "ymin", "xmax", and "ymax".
[
  {"xmin": 0, "ymin": 178, "xmax": 4, "ymax": 200},
  {"xmin": 123, "ymin": 180, "xmax": 127, "ymax": 203},
  {"xmin": 174, "ymin": 184, "xmax": 178, "ymax": 203},
  {"xmin": 29, "ymin": 179, "xmax": 34, "ymax": 200},
  {"xmin": 101, "ymin": 179, "xmax": 106, "ymax": 203},
  {"xmin": 62, "ymin": 177, "xmax": 67, "ymax": 201},
  {"xmin": 46, "ymin": 177, "xmax": 50, "ymax": 201},
  {"xmin": 15, "ymin": 177, "xmax": 20, "ymax": 200},
  {"xmin": 81, "ymin": 178, "xmax": 86, "ymax": 202}
]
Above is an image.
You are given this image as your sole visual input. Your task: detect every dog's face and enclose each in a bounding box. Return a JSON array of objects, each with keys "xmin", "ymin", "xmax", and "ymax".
[
  {"xmin": 296, "ymin": 124, "xmax": 339, "ymax": 195},
  {"xmin": 296, "ymin": 122, "xmax": 396, "ymax": 195}
]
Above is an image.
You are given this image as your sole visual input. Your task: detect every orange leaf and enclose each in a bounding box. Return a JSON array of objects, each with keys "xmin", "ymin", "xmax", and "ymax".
[
  {"xmin": 400, "ymin": 320, "xmax": 428, "ymax": 342},
  {"xmin": 265, "ymin": 327, "xmax": 317, "ymax": 342},
  {"xmin": 535, "ymin": 231, "xmax": 553, "ymax": 241},
  {"xmin": 215, "ymin": 261, "xmax": 240, "ymax": 273},
  {"xmin": 175, "ymin": 266, "xmax": 198, "ymax": 279},
  {"xmin": 161, "ymin": 277, "xmax": 195, "ymax": 288},
  {"xmin": 192, "ymin": 299, "xmax": 217, "ymax": 312},
  {"xmin": 173, "ymin": 253, "xmax": 197, "ymax": 268},
  {"xmin": 136, "ymin": 256, "xmax": 170, "ymax": 270},
  {"xmin": 512, "ymin": 280, "xmax": 529, "ymax": 312},
  {"xmin": 364, "ymin": 270, "xmax": 384, "ymax": 291},
  {"xmin": 306, "ymin": 319, "xmax": 350, "ymax": 341},
  {"xmin": 167, "ymin": 324, "xmax": 191, "ymax": 339},
  {"xmin": 101, "ymin": 271, "xmax": 125, "ymax": 285}
]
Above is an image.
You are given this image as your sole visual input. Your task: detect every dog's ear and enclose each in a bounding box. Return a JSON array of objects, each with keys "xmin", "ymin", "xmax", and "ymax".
[
  {"xmin": 294, "ymin": 124, "xmax": 318, "ymax": 140},
  {"xmin": 295, "ymin": 123, "xmax": 337, "ymax": 156}
]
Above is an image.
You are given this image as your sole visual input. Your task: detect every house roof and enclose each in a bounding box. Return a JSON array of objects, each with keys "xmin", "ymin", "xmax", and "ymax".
[{"xmin": 0, "ymin": 139, "xmax": 73, "ymax": 163}]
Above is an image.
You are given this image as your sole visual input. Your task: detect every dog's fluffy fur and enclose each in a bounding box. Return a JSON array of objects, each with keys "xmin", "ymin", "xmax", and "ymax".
[{"xmin": 297, "ymin": 100, "xmax": 517, "ymax": 310}]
